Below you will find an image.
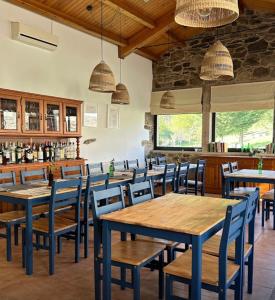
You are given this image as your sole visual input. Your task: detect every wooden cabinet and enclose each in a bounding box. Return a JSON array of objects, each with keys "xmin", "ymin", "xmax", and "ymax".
[{"xmin": 0, "ymin": 88, "xmax": 82, "ymax": 137}]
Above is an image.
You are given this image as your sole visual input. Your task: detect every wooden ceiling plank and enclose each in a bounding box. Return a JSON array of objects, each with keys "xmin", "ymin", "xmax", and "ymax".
[
  {"xmin": 135, "ymin": 49, "xmax": 158, "ymax": 61},
  {"xmin": 5, "ymin": 0, "xmax": 128, "ymax": 46},
  {"xmin": 120, "ymin": 9, "xmax": 175, "ymax": 58},
  {"xmin": 103, "ymin": 0, "xmax": 155, "ymax": 29}
]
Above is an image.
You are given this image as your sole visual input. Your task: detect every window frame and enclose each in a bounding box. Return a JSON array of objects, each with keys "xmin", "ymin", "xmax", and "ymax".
[{"xmin": 153, "ymin": 115, "xmax": 203, "ymax": 151}]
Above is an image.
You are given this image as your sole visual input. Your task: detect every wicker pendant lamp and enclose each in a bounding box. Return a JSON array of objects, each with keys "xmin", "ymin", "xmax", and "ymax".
[
  {"xmin": 89, "ymin": 1, "xmax": 115, "ymax": 93},
  {"xmin": 111, "ymin": 9, "xmax": 130, "ymax": 104},
  {"xmin": 175, "ymin": 0, "xmax": 239, "ymax": 28},
  {"xmin": 200, "ymin": 40, "xmax": 234, "ymax": 81}
]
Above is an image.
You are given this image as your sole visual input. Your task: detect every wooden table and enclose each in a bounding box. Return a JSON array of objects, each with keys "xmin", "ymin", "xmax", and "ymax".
[
  {"xmin": 225, "ymin": 168, "xmax": 275, "ymax": 229},
  {"xmin": 100, "ymin": 193, "xmax": 239, "ymax": 300}
]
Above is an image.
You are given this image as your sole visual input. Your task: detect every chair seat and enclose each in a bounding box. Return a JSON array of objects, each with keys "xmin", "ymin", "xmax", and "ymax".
[
  {"xmin": 99, "ymin": 240, "xmax": 165, "ymax": 266},
  {"xmin": 229, "ymin": 187, "xmax": 257, "ymax": 197},
  {"xmin": 262, "ymin": 189, "xmax": 275, "ymax": 201},
  {"xmin": 188, "ymin": 180, "xmax": 202, "ymax": 186},
  {"xmin": 136, "ymin": 236, "xmax": 179, "ymax": 249},
  {"xmin": 0, "ymin": 210, "xmax": 26, "ymax": 223},
  {"xmin": 203, "ymin": 234, "xmax": 252, "ymax": 260},
  {"xmin": 59, "ymin": 207, "xmax": 93, "ymax": 222},
  {"xmin": 164, "ymin": 250, "xmax": 239, "ymax": 286},
  {"xmin": 22, "ymin": 216, "xmax": 76, "ymax": 234}
]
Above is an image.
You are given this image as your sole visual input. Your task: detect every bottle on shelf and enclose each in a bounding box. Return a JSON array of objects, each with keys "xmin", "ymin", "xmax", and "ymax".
[
  {"xmin": 44, "ymin": 141, "xmax": 50, "ymax": 162},
  {"xmin": 25, "ymin": 144, "xmax": 34, "ymax": 163},
  {"xmin": 72, "ymin": 142, "xmax": 76, "ymax": 159},
  {"xmin": 16, "ymin": 142, "xmax": 23, "ymax": 164},
  {"xmin": 49, "ymin": 141, "xmax": 54, "ymax": 162},
  {"xmin": 3, "ymin": 142, "xmax": 10, "ymax": 165},
  {"xmin": 38, "ymin": 144, "xmax": 44, "ymax": 162},
  {"xmin": 32, "ymin": 143, "xmax": 38, "ymax": 162},
  {"xmin": 10, "ymin": 142, "xmax": 16, "ymax": 164},
  {"xmin": 0, "ymin": 144, "xmax": 3, "ymax": 165}
]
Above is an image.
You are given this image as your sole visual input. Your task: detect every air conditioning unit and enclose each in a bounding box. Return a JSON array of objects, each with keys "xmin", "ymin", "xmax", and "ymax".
[{"xmin": 11, "ymin": 22, "xmax": 59, "ymax": 51}]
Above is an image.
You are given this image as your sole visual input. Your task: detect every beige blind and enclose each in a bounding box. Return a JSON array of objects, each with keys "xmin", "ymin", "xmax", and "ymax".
[
  {"xmin": 211, "ymin": 81, "xmax": 275, "ymax": 112},
  {"xmin": 150, "ymin": 88, "xmax": 202, "ymax": 115}
]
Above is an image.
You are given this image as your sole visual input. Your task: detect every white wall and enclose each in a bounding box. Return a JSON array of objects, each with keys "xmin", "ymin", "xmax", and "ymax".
[{"xmin": 0, "ymin": 1, "xmax": 152, "ymax": 164}]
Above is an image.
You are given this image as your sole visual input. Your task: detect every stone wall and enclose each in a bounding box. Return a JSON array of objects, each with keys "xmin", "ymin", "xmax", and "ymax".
[{"xmin": 153, "ymin": 9, "xmax": 275, "ymax": 91}]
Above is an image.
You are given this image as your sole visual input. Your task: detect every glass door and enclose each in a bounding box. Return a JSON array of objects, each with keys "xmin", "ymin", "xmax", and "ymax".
[
  {"xmin": 22, "ymin": 98, "xmax": 43, "ymax": 134},
  {"xmin": 0, "ymin": 95, "xmax": 21, "ymax": 133},
  {"xmin": 63, "ymin": 103, "xmax": 81, "ymax": 136},
  {"xmin": 44, "ymin": 100, "xmax": 63, "ymax": 135}
]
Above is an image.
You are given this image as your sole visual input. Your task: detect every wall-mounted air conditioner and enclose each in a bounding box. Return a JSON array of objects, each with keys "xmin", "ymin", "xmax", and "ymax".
[{"xmin": 11, "ymin": 22, "xmax": 59, "ymax": 51}]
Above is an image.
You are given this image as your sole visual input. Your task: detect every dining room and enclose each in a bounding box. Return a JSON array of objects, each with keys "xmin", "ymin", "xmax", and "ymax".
[{"xmin": 0, "ymin": 0, "xmax": 275, "ymax": 300}]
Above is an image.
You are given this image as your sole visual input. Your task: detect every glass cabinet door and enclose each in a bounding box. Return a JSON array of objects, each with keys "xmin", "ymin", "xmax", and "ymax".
[
  {"xmin": 0, "ymin": 95, "xmax": 21, "ymax": 133},
  {"xmin": 22, "ymin": 98, "xmax": 43, "ymax": 133},
  {"xmin": 63, "ymin": 103, "xmax": 81, "ymax": 135},
  {"xmin": 44, "ymin": 101, "xmax": 63, "ymax": 135}
]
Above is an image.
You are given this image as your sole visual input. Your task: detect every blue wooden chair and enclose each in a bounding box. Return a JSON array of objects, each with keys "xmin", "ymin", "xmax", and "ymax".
[
  {"xmin": 86, "ymin": 162, "xmax": 104, "ymax": 175},
  {"xmin": 61, "ymin": 165, "xmax": 83, "ymax": 179},
  {"xmin": 128, "ymin": 180, "xmax": 180, "ymax": 263},
  {"xmin": 145, "ymin": 157, "xmax": 157, "ymax": 167},
  {"xmin": 155, "ymin": 163, "xmax": 177, "ymax": 196},
  {"xmin": 91, "ymin": 186, "xmax": 165, "ymax": 300},
  {"xmin": 131, "ymin": 167, "xmax": 147, "ymax": 184},
  {"xmin": 164, "ymin": 198, "xmax": 248, "ymax": 300},
  {"xmin": 20, "ymin": 168, "xmax": 47, "ymax": 184},
  {"xmin": 22, "ymin": 178, "xmax": 83, "ymax": 275},
  {"xmin": 113, "ymin": 160, "xmax": 126, "ymax": 171},
  {"xmin": 157, "ymin": 156, "xmax": 167, "ymax": 166},
  {"xmin": 126, "ymin": 159, "xmax": 139, "ymax": 170},
  {"xmin": 203, "ymin": 188, "xmax": 259, "ymax": 295},
  {"xmin": 175, "ymin": 162, "xmax": 190, "ymax": 194},
  {"xmin": 187, "ymin": 159, "xmax": 206, "ymax": 196},
  {"xmin": 261, "ymin": 189, "xmax": 274, "ymax": 227}
]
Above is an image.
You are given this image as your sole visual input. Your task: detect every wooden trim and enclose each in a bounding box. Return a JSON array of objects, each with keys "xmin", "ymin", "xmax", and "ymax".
[
  {"xmin": 63, "ymin": 102, "xmax": 82, "ymax": 136},
  {"xmin": 43, "ymin": 99, "xmax": 63, "ymax": 136}
]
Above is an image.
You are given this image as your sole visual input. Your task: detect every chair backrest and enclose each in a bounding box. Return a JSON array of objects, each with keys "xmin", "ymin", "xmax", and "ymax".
[
  {"xmin": 20, "ymin": 168, "xmax": 47, "ymax": 184},
  {"xmin": 218, "ymin": 199, "xmax": 248, "ymax": 286},
  {"xmin": 126, "ymin": 159, "xmax": 139, "ymax": 170},
  {"xmin": 176, "ymin": 162, "xmax": 190, "ymax": 193},
  {"xmin": 157, "ymin": 156, "xmax": 167, "ymax": 165},
  {"xmin": 61, "ymin": 165, "xmax": 83, "ymax": 179},
  {"xmin": 49, "ymin": 178, "xmax": 83, "ymax": 233},
  {"xmin": 128, "ymin": 180, "xmax": 154, "ymax": 205},
  {"xmin": 132, "ymin": 167, "xmax": 148, "ymax": 184},
  {"xmin": 84, "ymin": 173, "xmax": 109, "ymax": 205},
  {"xmin": 0, "ymin": 171, "xmax": 16, "ymax": 187},
  {"xmin": 220, "ymin": 163, "xmax": 231, "ymax": 197},
  {"xmin": 113, "ymin": 161, "xmax": 126, "ymax": 171},
  {"xmin": 230, "ymin": 161, "xmax": 239, "ymax": 173},
  {"xmin": 195, "ymin": 159, "xmax": 206, "ymax": 182},
  {"xmin": 245, "ymin": 188, "xmax": 259, "ymax": 245},
  {"xmin": 164, "ymin": 163, "xmax": 177, "ymax": 182},
  {"xmin": 86, "ymin": 162, "xmax": 104, "ymax": 175},
  {"xmin": 145, "ymin": 157, "xmax": 157, "ymax": 168}
]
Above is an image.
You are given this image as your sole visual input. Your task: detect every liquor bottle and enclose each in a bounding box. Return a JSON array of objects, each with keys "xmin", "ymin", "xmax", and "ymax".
[
  {"xmin": 10, "ymin": 142, "xmax": 16, "ymax": 164},
  {"xmin": 49, "ymin": 141, "xmax": 54, "ymax": 162},
  {"xmin": 3, "ymin": 142, "xmax": 10, "ymax": 165},
  {"xmin": 65, "ymin": 142, "xmax": 70, "ymax": 160},
  {"xmin": 25, "ymin": 144, "xmax": 34, "ymax": 163},
  {"xmin": 60, "ymin": 142, "xmax": 65, "ymax": 160},
  {"xmin": 16, "ymin": 142, "xmax": 23, "ymax": 164},
  {"xmin": 44, "ymin": 142, "xmax": 50, "ymax": 162},
  {"xmin": 21, "ymin": 144, "xmax": 26, "ymax": 163},
  {"xmin": 38, "ymin": 144, "xmax": 44, "ymax": 162},
  {"xmin": 32, "ymin": 143, "xmax": 38, "ymax": 162},
  {"xmin": 0, "ymin": 144, "xmax": 3, "ymax": 165}
]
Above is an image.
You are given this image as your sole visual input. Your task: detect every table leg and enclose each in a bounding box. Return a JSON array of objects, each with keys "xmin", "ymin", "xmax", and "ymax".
[
  {"xmin": 191, "ymin": 235, "xmax": 202, "ymax": 300},
  {"xmin": 273, "ymin": 186, "xmax": 275, "ymax": 230},
  {"xmin": 84, "ymin": 197, "xmax": 89, "ymax": 258},
  {"xmin": 25, "ymin": 202, "xmax": 33, "ymax": 275},
  {"xmin": 225, "ymin": 178, "xmax": 231, "ymax": 199},
  {"xmin": 103, "ymin": 220, "xmax": 112, "ymax": 300}
]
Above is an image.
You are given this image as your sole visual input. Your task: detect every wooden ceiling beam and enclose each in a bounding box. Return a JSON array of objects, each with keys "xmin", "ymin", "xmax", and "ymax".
[
  {"xmin": 5, "ymin": 0, "xmax": 127, "ymax": 46},
  {"xmin": 119, "ymin": 9, "xmax": 175, "ymax": 58},
  {"xmin": 241, "ymin": 0, "xmax": 275, "ymax": 12},
  {"xmin": 103, "ymin": 0, "xmax": 155, "ymax": 29},
  {"xmin": 135, "ymin": 49, "xmax": 158, "ymax": 61}
]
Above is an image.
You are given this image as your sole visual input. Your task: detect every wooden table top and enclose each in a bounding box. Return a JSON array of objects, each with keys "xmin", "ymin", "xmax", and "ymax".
[
  {"xmin": 224, "ymin": 169, "xmax": 275, "ymax": 180},
  {"xmin": 101, "ymin": 193, "xmax": 239, "ymax": 236}
]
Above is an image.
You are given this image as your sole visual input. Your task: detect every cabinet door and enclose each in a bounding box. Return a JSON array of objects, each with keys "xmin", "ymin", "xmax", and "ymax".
[
  {"xmin": 44, "ymin": 100, "xmax": 63, "ymax": 135},
  {"xmin": 63, "ymin": 103, "xmax": 81, "ymax": 136},
  {"xmin": 21, "ymin": 98, "xmax": 44, "ymax": 134},
  {"xmin": 0, "ymin": 94, "xmax": 21, "ymax": 134}
]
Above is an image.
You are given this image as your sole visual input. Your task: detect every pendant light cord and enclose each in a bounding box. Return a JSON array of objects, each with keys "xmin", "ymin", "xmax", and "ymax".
[
  {"xmin": 119, "ymin": 8, "xmax": 122, "ymax": 83},
  {"xmin": 101, "ymin": 0, "xmax": 103, "ymax": 61}
]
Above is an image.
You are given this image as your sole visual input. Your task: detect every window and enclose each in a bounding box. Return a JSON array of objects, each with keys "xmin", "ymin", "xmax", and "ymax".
[
  {"xmin": 214, "ymin": 109, "xmax": 273, "ymax": 149},
  {"xmin": 155, "ymin": 114, "xmax": 202, "ymax": 150}
]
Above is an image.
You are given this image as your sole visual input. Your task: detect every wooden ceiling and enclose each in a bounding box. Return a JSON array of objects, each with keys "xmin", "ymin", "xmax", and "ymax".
[{"xmin": 5, "ymin": 0, "xmax": 275, "ymax": 61}]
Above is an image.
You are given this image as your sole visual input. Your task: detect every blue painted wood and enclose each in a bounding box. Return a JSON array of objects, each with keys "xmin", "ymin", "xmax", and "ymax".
[
  {"xmin": 113, "ymin": 161, "xmax": 126, "ymax": 171},
  {"xmin": 86, "ymin": 162, "xmax": 104, "ymax": 175},
  {"xmin": 161, "ymin": 163, "xmax": 177, "ymax": 196},
  {"xmin": 128, "ymin": 180, "xmax": 154, "ymax": 206},
  {"xmin": 132, "ymin": 167, "xmax": 148, "ymax": 184},
  {"xmin": 145, "ymin": 157, "xmax": 157, "ymax": 168},
  {"xmin": 61, "ymin": 165, "xmax": 83, "ymax": 179},
  {"xmin": 188, "ymin": 160, "xmax": 206, "ymax": 196},
  {"xmin": 0, "ymin": 171, "xmax": 16, "ymax": 187},
  {"xmin": 126, "ymin": 159, "xmax": 139, "ymax": 170},
  {"xmin": 20, "ymin": 168, "xmax": 47, "ymax": 184},
  {"xmin": 157, "ymin": 156, "xmax": 166, "ymax": 166},
  {"xmin": 175, "ymin": 162, "xmax": 190, "ymax": 194}
]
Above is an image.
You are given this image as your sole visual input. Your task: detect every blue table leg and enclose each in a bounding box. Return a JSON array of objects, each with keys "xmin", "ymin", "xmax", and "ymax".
[
  {"xmin": 273, "ymin": 186, "xmax": 275, "ymax": 230},
  {"xmin": 225, "ymin": 178, "xmax": 230, "ymax": 199},
  {"xmin": 191, "ymin": 235, "xmax": 202, "ymax": 300},
  {"xmin": 103, "ymin": 220, "xmax": 112, "ymax": 300},
  {"xmin": 25, "ymin": 202, "xmax": 33, "ymax": 275},
  {"xmin": 84, "ymin": 197, "xmax": 89, "ymax": 258}
]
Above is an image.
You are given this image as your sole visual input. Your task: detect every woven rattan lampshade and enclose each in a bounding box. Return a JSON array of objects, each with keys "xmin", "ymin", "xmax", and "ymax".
[
  {"xmin": 175, "ymin": 0, "xmax": 239, "ymax": 28},
  {"xmin": 200, "ymin": 40, "xmax": 234, "ymax": 81},
  {"xmin": 160, "ymin": 91, "xmax": 176, "ymax": 109},
  {"xmin": 111, "ymin": 83, "xmax": 130, "ymax": 105},
  {"xmin": 89, "ymin": 60, "xmax": 116, "ymax": 92}
]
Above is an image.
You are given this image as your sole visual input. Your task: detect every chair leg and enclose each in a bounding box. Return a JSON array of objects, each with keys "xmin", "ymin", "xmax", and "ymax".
[
  {"xmin": 94, "ymin": 259, "xmax": 101, "ymax": 300},
  {"xmin": 75, "ymin": 225, "xmax": 80, "ymax": 263},
  {"xmin": 257, "ymin": 198, "xmax": 260, "ymax": 214},
  {"xmin": 6, "ymin": 224, "xmax": 12, "ymax": 261},
  {"xmin": 133, "ymin": 267, "xmax": 140, "ymax": 300},
  {"xmin": 120, "ymin": 267, "xmax": 126, "ymax": 290},
  {"xmin": 35, "ymin": 234, "xmax": 40, "ymax": 250},
  {"xmin": 158, "ymin": 252, "xmax": 164, "ymax": 300},
  {"xmin": 262, "ymin": 200, "xmax": 265, "ymax": 227},
  {"xmin": 247, "ymin": 252, "xmax": 254, "ymax": 294},
  {"xmin": 234, "ymin": 272, "xmax": 242, "ymax": 300},
  {"xmin": 22, "ymin": 229, "xmax": 26, "ymax": 268},
  {"xmin": 49, "ymin": 234, "xmax": 55, "ymax": 275},
  {"xmin": 14, "ymin": 224, "xmax": 19, "ymax": 246},
  {"xmin": 57, "ymin": 236, "xmax": 62, "ymax": 254},
  {"xmin": 165, "ymin": 275, "xmax": 173, "ymax": 300}
]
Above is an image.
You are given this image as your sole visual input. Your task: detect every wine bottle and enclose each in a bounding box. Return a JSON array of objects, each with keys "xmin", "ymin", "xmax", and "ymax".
[
  {"xmin": 38, "ymin": 144, "xmax": 44, "ymax": 162},
  {"xmin": 32, "ymin": 143, "xmax": 38, "ymax": 162},
  {"xmin": 0, "ymin": 144, "xmax": 3, "ymax": 165},
  {"xmin": 16, "ymin": 142, "xmax": 23, "ymax": 164},
  {"xmin": 3, "ymin": 142, "xmax": 10, "ymax": 165},
  {"xmin": 10, "ymin": 142, "xmax": 16, "ymax": 164},
  {"xmin": 44, "ymin": 142, "xmax": 50, "ymax": 162},
  {"xmin": 25, "ymin": 144, "xmax": 34, "ymax": 163}
]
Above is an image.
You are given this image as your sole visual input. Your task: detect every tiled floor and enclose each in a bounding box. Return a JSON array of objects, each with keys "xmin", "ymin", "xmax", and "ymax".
[{"xmin": 0, "ymin": 204, "xmax": 275, "ymax": 300}]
